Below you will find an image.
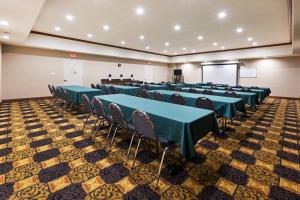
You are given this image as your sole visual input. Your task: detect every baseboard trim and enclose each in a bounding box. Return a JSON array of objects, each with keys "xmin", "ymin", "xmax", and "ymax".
[
  {"xmin": 1, "ymin": 96, "xmax": 52, "ymax": 103},
  {"xmin": 269, "ymin": 96, "xmax": 300, "ymax": 100}
]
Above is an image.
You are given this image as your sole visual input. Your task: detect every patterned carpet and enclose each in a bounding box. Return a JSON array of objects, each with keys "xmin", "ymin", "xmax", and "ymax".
[{"xmin": 0, "ymin": 97, "xmax": 299, "ymax": 199}]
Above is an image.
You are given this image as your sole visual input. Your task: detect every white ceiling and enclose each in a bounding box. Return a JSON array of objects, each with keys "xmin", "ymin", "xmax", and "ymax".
[
  {"xmin": 0, "ymin": 0, "xmax": 45, "ymax": 44},
  {"xmin": 31, "ymin": 0, "xmax": 291, "ymax": 56}
]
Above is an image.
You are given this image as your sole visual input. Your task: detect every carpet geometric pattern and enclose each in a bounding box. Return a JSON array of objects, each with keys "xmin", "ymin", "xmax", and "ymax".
[{"xmin": 0, "ymin": 98, "xmax": 299, "ymax": 199}]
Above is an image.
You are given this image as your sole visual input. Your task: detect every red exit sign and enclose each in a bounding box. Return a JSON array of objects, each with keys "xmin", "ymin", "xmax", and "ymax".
[{"xmin": 69, "ymin": 53, "xmax": 77, "ymax": 58}]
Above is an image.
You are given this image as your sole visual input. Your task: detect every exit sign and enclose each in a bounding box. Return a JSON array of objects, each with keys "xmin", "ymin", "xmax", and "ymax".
[{"xmin": 69, "ymin": 53, "xmax": 77, "ymax": 58}]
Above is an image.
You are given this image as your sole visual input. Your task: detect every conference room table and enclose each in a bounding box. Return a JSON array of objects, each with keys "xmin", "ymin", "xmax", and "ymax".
[
  {"xmin": 149, "ymin": 90, "xmax": 245, "ymax": 119},
  {"xmin": 95, "ymin": 94, "xmax": 219, "ymax": 159},
  {"xmin": 181, "ymin": 87, "xmax": 258, "ymax": 108},
  {"xmin": 139, "ymin": 84, "xmax": 167, "ymax": 90},
  {"xmin": 105, "ymin": 84, "xmax": 142, "ymax": 96},
  {"xmin": 60, "ymin": 85, "xmax": 104, "ymax": 104}
]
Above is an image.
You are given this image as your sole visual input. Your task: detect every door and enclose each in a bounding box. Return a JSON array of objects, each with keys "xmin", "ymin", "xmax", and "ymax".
[{"xmin": 63, "ymin": 59, "xmax": 84, "ymax": 86}]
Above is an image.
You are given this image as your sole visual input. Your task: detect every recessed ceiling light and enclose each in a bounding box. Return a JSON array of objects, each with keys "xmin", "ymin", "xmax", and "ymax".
[
  {"xmin": 121, "ymin": 41, "xmax": 125, "ymax": 45},
  {"xmin": 247, "ymin": 37, "xmax": 253, "ymax": 41},
  {"xmin": 165, "ymin": 42, "xmax": 170, "ymax": 46},
  {"xmin": 0, "ymin": 20, "xmax": 9, "ymax": 26},
  {"xmin": 197, "ymin": 35, "xmax": 203, "ymax": 40},
  {"xmin": 2, "ymin": 35, "xmax": 10, "ymax": 40},
  {"xmin": 139, "ymin": 35, "xmax": 145, "ymax": 40},
  {"xmin": 218, "ymin": 11, "xmax": 227, "ymax": 19},
  {"xmin": 65, "ymin": 14, "xmax": 74, "ymax": 21},
  {"xmin": 87, "ymin": 33, "xmax": 93, "ymax": 38},
  {"xmin": 221, "ymin": 46, "xmax": 225, "ymax": 50},
  {"xmin": 182, "ymin": 47, "xmax": 186, "ymax": 50},
  {"xmin": 192, "ymin": 50, "xmax": 196, "ymax": 53},
  {"xmin": 164, "ymin": 50, "xmax": 168, "ymax": 53},
  {"xmin": 103, "ymin": 25, "xmax": 110, "ymax": 31},
  {"xmin": 252, "ymin": 42, "xmax": 257, "ymax": 46},
  {"xmin": 174, "ymin": 24, "xmax": 181, "ymax": 31},
  {"xmin": 213, "ymin": 42, "xmax": 218, "ymax": 46},
  {"xmin": 136, "ymin": 7, "xmax": 144, "ymax": 15},
  {"xmin": 173, "ymin": 52, "xmax": 177, "ymax": 55},
  {"xmin": 236, "ymin": 27, "xmax": 243, "ymax": 33},
  {"xmin": 54, "ymin": 26, "xmax": 61, "ymax": 31},
  {"xmin": 145, "ymin": 46, "xmax": 150, "ymax": 49}
]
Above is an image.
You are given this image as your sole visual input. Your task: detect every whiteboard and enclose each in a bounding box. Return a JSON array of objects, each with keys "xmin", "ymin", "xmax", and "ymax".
[
  {"xmin": 240, "ymin": 67, "xmax": 257, "ymax": 78},
  {"xmin": 203, "ymin": 64, "xmax": 238, "ymax": 86}
]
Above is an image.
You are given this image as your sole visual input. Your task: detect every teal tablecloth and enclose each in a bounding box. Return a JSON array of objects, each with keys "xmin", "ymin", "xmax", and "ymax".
[
  {"xmin": 60, "ymin": 85, "xmax": 104, "ymax": 104},
  {"xmin": 181, "ymin": 87, "xmax": 258, "ymax": 107},
  {"xmin": 95, "ymin": 94, "xmax": 219, "ymax": 159},
  {"xmin": 149, "ymin": 90, "xmax": 245, "ymax": 119},
  {"xmin": 105, "ymin": 85, "xmax": 142, "ymax": 96},
  {"xmin": 140, "ymin": 84, "xmax": 167, "ymax": 90}
]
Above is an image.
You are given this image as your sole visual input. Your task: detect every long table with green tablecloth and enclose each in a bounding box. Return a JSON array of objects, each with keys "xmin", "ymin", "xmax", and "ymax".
[
  {"xmin": 105, "ymin": 84, "xmax": 142, "ymax": 96},
  {"xmin": 149, "ymin": 90, "xmax": 245, "ymax": 119},
  {"xmin": 95, "ymin": 94, "xmax": 219, "ymax": 159},
  {"xmin": 140, "ymin": 84, "xmax": 167, "ymax": 90},
  {"xmin": 60, "ymin": 85, "xmax": 104, "ymax": 104},
  {"xmin": 181, "ymin": 87, "xmax": 258, "ymax": 107}
]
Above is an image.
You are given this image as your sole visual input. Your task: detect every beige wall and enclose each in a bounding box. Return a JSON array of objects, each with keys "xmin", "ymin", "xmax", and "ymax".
[
  {"xmin": 2, "ymin": 46, "xmax": 170, "ymax": 100},
  {"xmin": 171, "ymin": 57, "xmax": 300, "ymax": 98}
]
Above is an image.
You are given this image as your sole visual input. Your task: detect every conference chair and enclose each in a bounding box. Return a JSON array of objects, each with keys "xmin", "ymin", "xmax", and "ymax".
[
  {"xmin": 91, "ymin": 98, "xmax": 113, "ymax": 136},
  {"xmin": 60, "ymin": 87, "xmax": 73, "ymax": 111},
  {"xmin": 175, "ymin": 87, "xmax": 182, "ymax": 92},
  {"xmin": 171, "ymin": 93, "xmax": 186, "ymax": 105},
  {"xmin": 189, "ymin": 88, "xmax": 197, "ymax": 93},
  {"xmin": 139, "ymin": 89, "xmax": 149, "ymax": 98},
  {"xmin": 131, "ymin": 110, "xmax": 176, "ymax": 189},
  {"xmin": 153, "ymin": 91, "xmax": 163, "ymax": 101},
  {"xmin": 91, "ymin": 83, "xmax": 96, "ymax": 88},
  {"xmin": 203, "ymin": 90, "xmax": 214, "ymax": 95},
  {"xmin": 100, "ymin": 85, "xmax": 110, "ymax": 94},
  {"xmin": 224, "ymin": 91, "xmax": 239, "ymax": 98},
  {"xmin": 144, "ymin": 84, "xmax": 150, "ymax": 90},
  {"xmin": 107, "ymin": 103, "xmax": 136, "ymax": 161},
  {"xmin": 81, "ymin": 94, "xmax": 93, "ymax": 131},
  {"xmin": 109, "ymin": 86, "xmax": 118, "ymax": 94},
  {"xmin": 96, "ymin": 84, "xmax": 102, "ymax": 89},
  {"xmin": 48, "ymin": 84, "xmax": 55, "ymax": 105}
]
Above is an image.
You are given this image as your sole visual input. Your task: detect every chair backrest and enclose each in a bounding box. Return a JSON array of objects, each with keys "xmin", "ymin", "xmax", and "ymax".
[
  {"xmin": 139, "ymin": 89, "xmax": 149, "ymax": 98},
  {"xmin": 171, "ymin": 93, "xmax": 185, "ymax": 105},
  {"xmin": 166, "ymin": 83, "xmax": 171, "ymax": 90},
  {"xmin": 250, "ymin": 86, "xmax": 259, "ymax": 89},
  {"xmin": 175, "ymin": 87, "xmax": 182, "ymax": 92},
  {"xmin": 60, "ymin": 88, "xmax": 69, "ymax": 101},
  {"xmin": 132, "ymin": 110, "xmax": 156, "ymax": 140},
  {"xmin": 100, "ymin": 85, "xmax": 110, "ymax": 94},
  {"xmin": 81, "ymin": 94, "xmax": 93, "ymax": 113},
  {"xmin": 56, "ymin": 87, "xmax": 64, "ymax": 99},
  {"xmin": 51, "ymin": 86, "xmax": 58, "ymax": 97},
  {"xmin": 153, "ymin": 91, "xmax": 163, "ymax": 101},
  {"xmin": 96, "ymin": 84, "xmax": 102, "ymax": 89},
  {"xmin": 144, "ymin": 84, "xmax": 150, "ymax": 90},
  {"xmin": 92, "ymin": 97, "xmax": 106, "ymax": 118},
  {"xmin": 108, "ymin": 103, "xmax": 127, "ymax": 128},
  {"xmin": 224, "ymin": 91, "xmax": 238, "ymax": 98},
  {"xmin": 189, "ymin": 88, "xmax": 197, "ymax": 93},
  {"xmin": 48, "ymin": 84, "xmax": 53, "ymax": 94},
  {"xmin": 195, "ymin": 97, "xmax": 215, "ymax": 111},
  {"xmin": 203, "ymin": 90, "xmax": 214, "ymax": 95},
  {"xmin": 109, "ymin": 86, "xmax": 118, "ymax": 94},
  {"xmin": 91, "ymin": 83, "xmax": 96, "ymax": 88}
]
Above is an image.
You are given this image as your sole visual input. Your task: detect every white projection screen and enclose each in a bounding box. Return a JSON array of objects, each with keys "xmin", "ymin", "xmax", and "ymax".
[{"xmin": 202, "ymin": 64, "xmax": 238, "ymax": 86}]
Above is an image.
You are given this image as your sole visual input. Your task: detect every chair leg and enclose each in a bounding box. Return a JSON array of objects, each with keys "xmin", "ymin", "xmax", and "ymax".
[
  {"xmin": 92, "ymin": 116, "xmax": 100, "ymax": 134},
  {"xmin": 68, "ymin": 103, "xmax": 73, "ymax": 111},
  {"xmin": 132, "ymin": 137, "xmax": 142, "ymax": 169},
  {"xmin": 109, "ymin": 127, "xmax": 118, "ymax": 151},
  {"xmin": 106, "ymin": 123, "xmax": 114, "ymax": 144},
  {"xmin": 155, "ymin": 147, "xmax": 168, "ymax": 189},
  {"xmin": 125, "ymin": 132, "xmax": 136, "ymax": 162},
  {"xmin": 82, "ymin": 113, "xmax": 90, "ymax": 131}
]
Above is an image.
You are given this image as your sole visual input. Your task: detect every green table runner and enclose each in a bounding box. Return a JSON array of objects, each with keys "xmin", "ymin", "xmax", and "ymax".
[
  {"xmin": 60, "ymin": 85, "xmax": 105, "ymax": 104},
  {"xmin": 181, "ymin": 87, "xmax": 258, "ymax": 107},
  {"xmin": 95, "ymin": 94, "xmax": 219, "ymax": 159},
  {"xmin": 149, "ymin": 90, "xmax": 245, "ymax": 119}
]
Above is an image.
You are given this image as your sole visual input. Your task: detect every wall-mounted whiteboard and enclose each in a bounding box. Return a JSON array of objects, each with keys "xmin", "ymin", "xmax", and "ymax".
[
  {"xmin": 203, "ymin": 64, "xmax": 238, "ymax": 86},
  {"xmin": 240, "ymin": 67, "xmax": 257, "ymax": 78}
]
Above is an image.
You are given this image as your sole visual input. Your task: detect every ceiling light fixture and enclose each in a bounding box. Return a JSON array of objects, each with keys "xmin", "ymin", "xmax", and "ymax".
[
  {"xmin": 221, "ymin": 46, "xmax": 225, "ymax": 50},
  {"xmin": 182, "ymin": 47, "xmax": 186, "ymax": 50},
  {"xmin": 54, "ymin": 26, "xmax": 61, "ymax": 31},
  {"xmin": 87, "ymin": 33, "xmax": 93, "ymax": 38},
  {"xmin": 103, "ymin": 25, "xmax": 110, "ymax": 31},
  {"xmin": 0, "ymin": 20, "xmax": 9, "ymax": 26},
  {"xmin": 145, "ymin": 46, "xmax": 150, "ymax": 49},
  {"xmin": 192, "ymin": 50, "xmax": 196, "ymax": 53},
  {"xmin": 173, "ymin": 52, "xmax": 177, "ymax": 55},
  {"xmin": 139, "ymin": 35, "xmax": 145, "ymax": 40},
  {"xmin": 165, "ymin": 42, "xmax": 169, "ymax": 46},
  {"xmin": 236, "ymin": 27, "xmax": 243, "ymax": 33},
  {"xmin": 164, "ymin": 50, "xmax": 168, "ymax": 53},
  {"xmin": 218, "ymin": 11, "xmax": 227, "ymax": 19},
  {"xmin": 213, "ymin": 42, "xmax": 218, "ymax": 46},
  {"xmin": 121, "ymin": 41, "xmax": 125, "ymax": 45},
  {"xmin": 136, "ymin": 7, "xmax": 144, "ymax": 15},
  {"xmin": 252, "ymin": 42, "xmax": 257, "ymax": 46},
  {"xmin": 66, "ymin": 14, "xmax": 74, "ymax": 21},
  {"xmin": 247, "ymin": 37, "xmax": 253, "ymax": 41},
  {"xmin": 174, "ymin": 24, "xmax": 181, "ymax": 31},
  {"xmin": 197, "ymin": 35, "xmax": 203, "ymax": 40},
  {"xmin": 2, "ymin": 32, "xmax": 10, "ymax": 40}
]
